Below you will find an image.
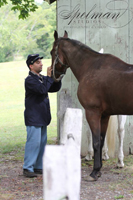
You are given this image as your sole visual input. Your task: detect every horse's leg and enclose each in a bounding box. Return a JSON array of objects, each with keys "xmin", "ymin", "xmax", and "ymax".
[
  {"xmin": 85, "ymin": 131, "xmax": 93, "ymax": 161},
  {"xmin": 102, "ymin": 136, "xmax": 109, "ymax": 160},
  {"xmin": 117, "ymin": 115, "xmax": 126, "ymax": 168},
  {"xmin": 98, "ymin": 116, "xmax": 110, "ymax": 176},
  {"xmin": 85, "ymin": 109, "xmax": 102, "ymax": 181}
]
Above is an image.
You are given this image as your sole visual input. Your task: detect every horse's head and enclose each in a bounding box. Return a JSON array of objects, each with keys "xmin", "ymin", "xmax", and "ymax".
[{"xmin": 50, "ymin": 30, "xmax": 69, "ymax": 82}]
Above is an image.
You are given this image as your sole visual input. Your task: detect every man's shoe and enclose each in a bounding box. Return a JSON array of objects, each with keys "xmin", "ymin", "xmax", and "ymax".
[
  {"xmin": 34, "ymin": 169, "xmax": 43, "ymax": 174},
  {"xmin": 23, "ymin": 169, "xmax": 37, "ymax": 178}
]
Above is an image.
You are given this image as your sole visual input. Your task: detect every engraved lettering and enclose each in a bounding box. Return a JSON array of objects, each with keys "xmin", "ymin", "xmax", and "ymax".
[{"xmin": 58, "ymin": 0, "xmax": 133, "ymax": 28}]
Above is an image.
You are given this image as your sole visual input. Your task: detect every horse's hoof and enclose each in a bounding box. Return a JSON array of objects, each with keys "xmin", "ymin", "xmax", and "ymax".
[
  {"xmin": 88, "ymin": 175, "xmax": 98, "ymax": 181},
  {"xmin": 85, "ymin": 154, "xmax": 93, "ymax": 161},
  {"xmin": 117, "ymin": 162, "xmax": 124, "ymax": 168},
  {"xmin": 96, "ymin": 171, "xmax": 102, "ymax": 177},
  {"xmin": 102, "ymin": 155, "xmax": 109, "ymax": 160}
]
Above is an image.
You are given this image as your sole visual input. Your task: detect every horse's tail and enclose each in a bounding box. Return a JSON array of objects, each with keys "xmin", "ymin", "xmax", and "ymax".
[{"xmin": 106, "ymin": 115, "xmax": 118, "ymax": 157}]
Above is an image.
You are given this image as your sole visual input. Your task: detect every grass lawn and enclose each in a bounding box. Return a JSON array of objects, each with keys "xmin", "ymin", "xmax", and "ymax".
[{"xmin": 0, "ymin": 59, "xmax": 57, "ymax": 155}]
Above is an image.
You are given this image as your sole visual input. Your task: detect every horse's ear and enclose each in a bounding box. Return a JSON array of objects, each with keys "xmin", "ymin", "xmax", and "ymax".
[
  {"xmin": 54, "ymin": 30, "xmax": 58, "ymax": 41},
  {"xmin": 63, "ymin": 30, "xmax": 68, "ymax": 38}
]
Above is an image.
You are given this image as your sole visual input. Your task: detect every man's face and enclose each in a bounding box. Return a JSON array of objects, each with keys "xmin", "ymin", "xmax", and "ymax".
[{"xmin": 30, "ymin": 59, "xmax": 43, "ymax": 74}]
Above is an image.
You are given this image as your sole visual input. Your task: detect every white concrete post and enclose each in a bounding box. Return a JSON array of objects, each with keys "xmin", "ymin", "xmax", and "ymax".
[
  {"xmin": 61, "ymin": 108, "xmax": 82, "ymax": 155},
  {"xmin": 43, "ymin": 108, "xmax": 82, "ymax": 200}
]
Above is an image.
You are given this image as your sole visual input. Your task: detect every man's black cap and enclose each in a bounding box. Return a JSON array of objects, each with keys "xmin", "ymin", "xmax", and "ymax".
[{"xmin": 26, "ymin": 54, "xmax": 43, "ymax": 67}]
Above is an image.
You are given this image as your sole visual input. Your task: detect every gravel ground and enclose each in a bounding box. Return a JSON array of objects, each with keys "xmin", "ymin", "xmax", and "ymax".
[
  {"xmin": 0, "ymin": 154, "xmax": 133, "ymax": 200},
  {"xmin": 81, "ymin": 159, "xmax": 133, "ymax": 200}
]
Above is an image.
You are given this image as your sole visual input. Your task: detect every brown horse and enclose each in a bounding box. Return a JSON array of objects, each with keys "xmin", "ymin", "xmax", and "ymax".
[{"xmin": 50, "ymin": 30, "xmax": 133, "ymax": 181}]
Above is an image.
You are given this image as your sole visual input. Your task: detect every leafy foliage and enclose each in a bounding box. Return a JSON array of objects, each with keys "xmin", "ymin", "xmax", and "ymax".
[
  {"xmin": 0, "ymin": 0, "xmax": 38, "ymax": 19},
  {"xmin": 0, "ymin": 1, "xmax": 56, "ymax": 62}
]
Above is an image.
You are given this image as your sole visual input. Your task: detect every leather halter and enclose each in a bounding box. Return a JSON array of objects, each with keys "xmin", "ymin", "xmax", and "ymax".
[{"xmin": 52, "ymin": 45, "xmax": 69, "ymax": 82}]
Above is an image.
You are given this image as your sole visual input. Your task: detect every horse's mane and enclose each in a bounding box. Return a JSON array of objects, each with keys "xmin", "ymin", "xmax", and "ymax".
[
  {"xmin": 56, "ymin": 36, "xmax": 133, "ymax": 69},
  {"xmin": 58, "ymin": 37, "xmax": 100, "ymax": 55}
]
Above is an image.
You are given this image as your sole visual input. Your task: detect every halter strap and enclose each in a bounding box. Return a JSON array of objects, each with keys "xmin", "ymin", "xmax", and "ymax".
[
  {"xmin": 52, "ymin": 45, "xmax": 69, "ymax": 82},
  {"xmin": 55, "ymin": 45, "xmax": 69, "ymax": 68}
]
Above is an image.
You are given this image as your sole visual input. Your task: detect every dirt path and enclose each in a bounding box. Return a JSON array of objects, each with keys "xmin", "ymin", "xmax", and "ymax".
[
  {"xmin": 81, "ymin": 160, "xmax": 133, "ymax": 200},
  {"xmin": 0, "ymin": 154, "xmax": 133, "ymax": 200}
]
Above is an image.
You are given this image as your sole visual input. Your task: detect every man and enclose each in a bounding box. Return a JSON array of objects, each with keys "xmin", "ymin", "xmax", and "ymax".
[{"xmin": 23, "ymin": 54, "xmax": 61, "ymax": 178}]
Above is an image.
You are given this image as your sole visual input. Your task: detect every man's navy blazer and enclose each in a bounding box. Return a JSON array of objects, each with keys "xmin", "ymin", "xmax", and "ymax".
[{"xmin": 24, "ymin": 71, "xmax": 61, "ymax": 126}]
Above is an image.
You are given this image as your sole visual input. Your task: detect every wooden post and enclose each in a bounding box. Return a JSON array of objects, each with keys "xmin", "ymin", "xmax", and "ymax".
[{"xmin": 43, "ymin": 108, "xmax": 82, "ymax": 200}]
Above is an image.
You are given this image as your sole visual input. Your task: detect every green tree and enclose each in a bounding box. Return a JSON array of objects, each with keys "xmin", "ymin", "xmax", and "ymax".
[
  {"xmin": 0, "ymin": 1, "xmax": 56, "ymax": 62},
  {"xmin": 23, "ymin": 2, "xmax": 56, "ymax": 58},
  {"xmin": 0, "ymin": 0, "xmax": 38, "ymax": 19}
]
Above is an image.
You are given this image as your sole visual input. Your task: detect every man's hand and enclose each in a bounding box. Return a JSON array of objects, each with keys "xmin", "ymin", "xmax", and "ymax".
[{"xmin": 47, "ymin": 66, "xmax": 53, "ymax": 77}]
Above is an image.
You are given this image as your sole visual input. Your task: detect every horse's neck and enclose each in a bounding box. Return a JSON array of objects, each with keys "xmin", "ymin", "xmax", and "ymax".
[{"xmin": 62, "ymin": 40, "xmax": 91, "ymax": 81}]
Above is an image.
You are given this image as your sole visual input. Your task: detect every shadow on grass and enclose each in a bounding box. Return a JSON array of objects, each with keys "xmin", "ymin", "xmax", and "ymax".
[
  {"xmin": 0, "ymin": 135, "xmax": 57, "ymax": 164},
  {"xmin": 0, "ymin": 124, "xmax": 57, "ymax": 154}
]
